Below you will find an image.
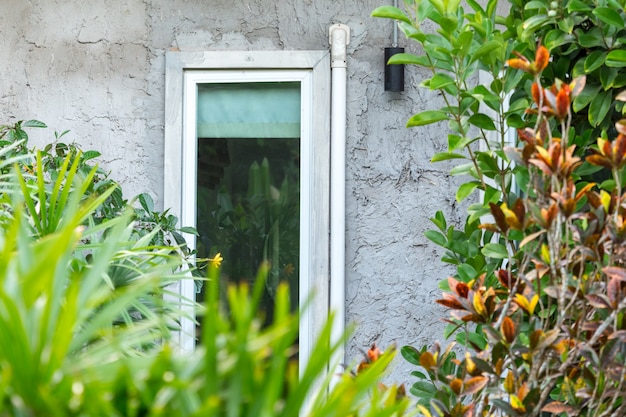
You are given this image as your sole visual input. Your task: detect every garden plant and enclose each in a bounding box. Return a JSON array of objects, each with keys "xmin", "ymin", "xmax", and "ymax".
[
  {"xmin": 374, "ymin": 0, "xmax": 626, "ymax": 415},
  {"xmin": 0, "ymin": 122, "xmax": 410, "ymax": 415}
]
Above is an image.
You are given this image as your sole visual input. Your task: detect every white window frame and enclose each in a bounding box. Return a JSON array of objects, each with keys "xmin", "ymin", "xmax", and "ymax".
[{"xmin": 163, "ymin": 51, "xmax": 331, "ymax": 374}]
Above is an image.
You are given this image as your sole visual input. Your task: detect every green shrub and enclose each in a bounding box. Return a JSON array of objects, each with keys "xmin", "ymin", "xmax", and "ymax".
[
  {"xmin": 0, "ymin": 121, "xmax": 411, "ymax": 416},
  {"xmin": 374, "ymin": 0, "xmax": 626, "ymax": 415}
]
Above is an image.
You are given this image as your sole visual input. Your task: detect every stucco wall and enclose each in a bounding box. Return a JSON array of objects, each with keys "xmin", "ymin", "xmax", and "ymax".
[{"xmin": 1, "ymin": 0, "xmax": 467, "ymax": 384}]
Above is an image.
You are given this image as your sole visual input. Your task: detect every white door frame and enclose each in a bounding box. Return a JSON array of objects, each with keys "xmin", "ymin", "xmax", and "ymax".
[{"xmin": 164, "ymin": 50, "xmax": 331, "ymax": 374}]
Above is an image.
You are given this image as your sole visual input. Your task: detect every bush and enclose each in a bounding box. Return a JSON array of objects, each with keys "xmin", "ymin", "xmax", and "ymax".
[
  {"xmin": 0, "ymin": 121, "xmax": 411, "ymax": 416},
  {"xmin": 374, "ymin": 0, "xmax": 626, "ymax": 415}
]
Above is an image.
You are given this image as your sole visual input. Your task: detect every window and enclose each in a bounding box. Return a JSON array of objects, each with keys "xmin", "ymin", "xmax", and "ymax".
[{"xmin": 164, "ymin": 51, "xmax": 331, "ymax": 372}]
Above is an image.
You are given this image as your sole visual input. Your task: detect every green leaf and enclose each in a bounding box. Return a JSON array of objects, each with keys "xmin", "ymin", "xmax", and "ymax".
[
  {"xmin": 387, "ymin": 53, "xmax": 430, "ymax": 67},
  {"xmin": 22, "ymin": 120, "xmax": 47, "ymax": 128},
  {"xmin": 506, "ymin": 113, "xmax": 525, "ymax": 128},
  {"xmin": 544, "ymin": 29, "xmax": 571, "ymax": 49},
  {"xmin": 470, "ymin": 40, "xmax": 502, "ymax": 64},
  {"xmin": 400, "ymin": 346, "xmax": 421, "ymax": 366},
  {"xmin": 482, "ymin": 243, "xmax": 508, "ymax": 259},
  {"xmin": 578, "ymin": 28, "xmax": 605, "ymax": 48},
  {"xmin": 450, "ymin": 162, "xmax": 474, "ymax": 176},
  {"xmin": 521, "ymin": 14, "xmax": 550, "ymax": 34},
  {"xmin": 588, "ymin": 91, "xmax": 613, "ymax": 127},
  {"xmin": 431, "ymin": 152, "xmax": 467, "ymax": 162},
  {"xmin": 584, "ymin": 51, "xmax": 607, "ymax": 73},
  {"xmin": 573, "ymin": 83, "xmax": 601, "ymax": 112},
  {"xmin": 178, "ymin": 226, "xmax": 198, "ymax": 235},
  {"xmin": 82, "ymin": 150, "xmax": 101, "ymax": 161},
  {"xmin": 468, "ymin": 114, "xmax": 496, "ymax": 130},
  {"xmin": 457, "ymin": 263, "xmax": 478, "ymax": 282},
  {"xmin": 371, "ymin": 6, "xmax": 412, "ymax": 24},
  {"xmin": 568, "ymin": 0, "xmax": 592, "ymax": 11},
  {"xmin": 524, "ymin": 1, "xmax": 547, "ymax": 10},
  {"xmin": 456, "ymin": 181, "xmax": 480, "ymax": 202},
  {"xmin": 138, "ymin": 193, "xmax": 154, "ymax": 213},
  {"xmin": 606, "ymin": 50, "xmax": 626, "ymax": 67},
  {"xmin": 600, "ymin": 66, "xmax": 619, "ymax": 89},
  {"xmin": 593, "ymin": 7, "xmax": 624, "ymax": 28},
  {"xmin": 406, "ymin": 110, "xmax": 449, "ymax": 127},
  {"xmin": 425, "ymin": 230, "xmax": 447, "ymax": 247},
  {"xmin": 430, "ymin": 73, "xmax": 455, "ymax": 89}
]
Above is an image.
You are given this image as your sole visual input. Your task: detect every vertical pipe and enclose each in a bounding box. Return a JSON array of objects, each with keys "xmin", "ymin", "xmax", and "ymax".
[
  {"xmin": 393, "ymin": 0, "xmax": 399, "ymax": 47},
  {"xmin": 329, "ymin": 23, "xmax": 350, "ymax": 379}
]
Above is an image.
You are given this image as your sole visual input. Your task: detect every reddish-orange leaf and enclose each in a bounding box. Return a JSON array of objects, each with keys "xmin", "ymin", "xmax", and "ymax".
[
  {"xmin": 489, "ymin": 202, "xmax": 508, "ymax": 233},
  {"xmin": 614, "ymin": 134, "xmax": 626, "ymax": 167},
  {"xmin": 608, "ymin": 277, "xmax": 621, "ymax": 309},
  {"xmin": 497, "ymin": 269, "xmax": 513, "ymax": 289},
  {"xmin": 463, "ymin": 376, "xmax": 488, "ymax": 396},
  {"xmin": 541, "ymin": 402, "xmax": 576, "ymax": 414},
  {"xmin": 419, "ymin": 351, "xmax": 436, "ymax": 370},
  {"xmin": 518, "ymin": 127, "xmax": 536, "ymax": 144},
  {"xmin": 585, "ymin": 294, "xmax": 611, "ymax": 309},
  {"xmin": 450, "ymin": 378, "xmax": 463, "ymax": 395},
  {"xmin": 603, "ymin": 266, "xmax": 626, "ymax": 281},
  {"xmin": 501, "ymin": 316, "xmax": 516, "ymax": 344},
  {"xmin": 586, "ymin": 154, "xmax": 612, "ymax": 168},
  {"xmin": 507, "ymin": 57, "xmax": 531, "ymax": 73},
  {"xmin": 530, "ymin": 329, "xmax": 544, "ymax": 350},
  {"xmin": 436, "ymin": 295, "xmax": 464, "ymax": 310},
  {"xmin": 575, "ymin": 182, "xmax": 596, "ymax": 202},
  {"xmin": 531, "ymin": 82, "xmax": 542, "ymax": 106},
  {"xmin": 522, "ymin": 143, "xmax": 535, "ymax": 162},
  {"xmin": 367, "ymin": 343, "xmax": 381, "ymax": 362},
  {"xmin": 534, "ymin": 45, "xmax": 550, "ymax": 72},
  {"xmin": 512, "ymin": 198, "xmax": 525, "ymax": 226},
  {"xmin": 456, "ymin": 282, "xmax": 470, "ymax": 299}
]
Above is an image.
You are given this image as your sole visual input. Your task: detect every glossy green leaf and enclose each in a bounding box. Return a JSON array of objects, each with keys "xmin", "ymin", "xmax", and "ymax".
[
  {"xmin": 450, "ymin": 162, "xmax": 475, "ymax": 176},
  {"xmin": 521, "ymin": 14, "xmax": 550, "ymax": 34},
  {"xmin": 573, "ymin": 83, "xmax": 601, "ymax": 112},
  {"xmin": 584, "ymin": 51, "xmax": 607, "ymax": 73},
  {"xmin": 431, "ymin": 152, "xmax": 467, "ymax": 162},
  {"xmin": 568, "ymin": 0, "xmax": 592, "ymax": 11},
  {"xmin": 138, "ymin": 193, "xmax": 154, "ymax": 213},
  {"xmin": 593, "ymin": 7, "xmax": 624, "ymax": 28},
  {"xmin": 600, "ymin": 66, "xmax": 619, "ymax": 89},
  {"xmin": 400, "ymin": 346, "xmax": 422, "ymax": 366},
  {"xmin": 456, "ymin": 181, "xmax": 480, "ymax": 202},
  {"xmin": 425, "ymin": 230, "xmax": 447, "ymax": 246},
  {"xmin": 482, "ymin": 243, "xmax": 509, "ymax": 259},
  {"xmin": 82, "ymin": 150, "xmax": 101, "ymax": 161},
  {"xmin": 387, "ymin": 53, "xmax": 430, "ymax": 67},
  {"xmin": 430, "ymin": 73, "xmax": 456, "ymax": 89},
  {"xmin": 371, "ymin": 6, "xmax": 412, "ymax": 24},
  {"xmin": 22, "ymin": 120, "xmax": 47, "ymax": 128},
  {"xmin": 406, "ymin": 110, "xmax": 449, "ymax": 127},
  {"xmin": 544, "ymin": 28, "xmax": 572, "ymax": 49},
  {"xmin": 524, "ymin": 1, "xmax": 547, "ymax": 10},
  {"xmin": 606, "ymin": 50, "xmax": 626, "ymax": 67},
  {"xmin": 578, "ymin": 28, "xmax": 605, "ymax": 48},
  {"xmin": 588, "ymin": 91, "xmax": 613, "ymax": 127},
  {"xmin": 468, "ymin": 113, "xmax": 497, "ymax": 130},
  {"xmin": 470, "ymin": 40, "xmax": 502, "ymax": 64}
]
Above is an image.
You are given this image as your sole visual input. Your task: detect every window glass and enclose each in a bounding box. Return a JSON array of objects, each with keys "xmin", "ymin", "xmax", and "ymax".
[{"xmin": 195, "ymin": 82, "xmax": 301, "ymax": 332}]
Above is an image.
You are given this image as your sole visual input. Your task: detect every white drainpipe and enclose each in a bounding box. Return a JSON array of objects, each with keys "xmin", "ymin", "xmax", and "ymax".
[{"xmin": 329, "ymin": 23, "xmax": 350, "ymax": 373}]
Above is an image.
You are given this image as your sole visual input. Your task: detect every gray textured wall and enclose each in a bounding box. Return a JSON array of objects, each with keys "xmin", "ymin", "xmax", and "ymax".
[{"xmin": 1, "ymin": 0, "xmax": 467, "ymax": 384}]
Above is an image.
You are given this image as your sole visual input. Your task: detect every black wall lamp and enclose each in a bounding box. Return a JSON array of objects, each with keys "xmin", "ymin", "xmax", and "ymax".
[{"xmin": 384, "ymin": 0, "xmax": 404, "ymax": 92}]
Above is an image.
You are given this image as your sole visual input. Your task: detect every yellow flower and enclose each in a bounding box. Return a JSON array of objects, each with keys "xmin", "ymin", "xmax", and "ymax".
[{"xmin": 209, "ymin": 253, "xmax": 223, "ymax": 268}]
